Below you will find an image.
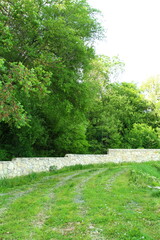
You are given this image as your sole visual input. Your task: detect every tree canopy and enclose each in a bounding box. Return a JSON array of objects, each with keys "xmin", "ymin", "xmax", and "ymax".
[
  {"xmin": 141, "ymin": 75, "xmax": 160, "ymax": 117},
  {"xmin": 0, "ymin": 0, "xmax": 160, "ymax": 160}
]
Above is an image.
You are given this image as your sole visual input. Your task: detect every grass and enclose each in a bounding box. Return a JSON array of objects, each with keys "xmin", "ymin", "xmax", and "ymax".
[{"xmin": 0, "ymin": 161, "xmax": 160, "ymax": 240}]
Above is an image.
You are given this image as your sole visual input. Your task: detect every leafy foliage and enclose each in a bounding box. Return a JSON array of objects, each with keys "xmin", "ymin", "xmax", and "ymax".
[
  {"xmin": 0, "ymin": 0, "xmax": 160, "ymax": 160},
  {"xmin": 86, "ymin": 80, "xmax": 160, "ymax": 152},
  {"xmin": 0, "ymin": 0, "xmax": 103, "ymax": 158},
  {"xmin": 125, "ymin": 123, "xmax": 160, "ymax": 149}
]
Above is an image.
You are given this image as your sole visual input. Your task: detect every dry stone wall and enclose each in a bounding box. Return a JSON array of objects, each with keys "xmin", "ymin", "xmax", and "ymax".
[{"xmin": 0, "ymin": 149, "xmax": 160, "ymax": 179}]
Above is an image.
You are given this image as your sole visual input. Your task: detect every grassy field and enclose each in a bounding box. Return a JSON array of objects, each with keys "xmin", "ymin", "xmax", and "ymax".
[{"xmin": 0, "ymin": 161, "xmax": 160, "ymax": 240}]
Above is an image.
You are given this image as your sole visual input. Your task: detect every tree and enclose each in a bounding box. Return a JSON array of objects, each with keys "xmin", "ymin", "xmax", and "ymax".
[
  {"xmin": 125, "ymin": 123, "xmax": 160, "ymax": 149},
  {"xmin": 0, "ymin": 0, "xmax": 103, "ymax": 159},
  {"xmin": 82, "ymin": 55, "xmax": 124, "ymax": 153},
  {"xmin": 141, "ymin": 75, "xmax": 160, "ymax": 116},
  {"xmin": 0, "ymin": 60, "xmax": 52, "ymax": 127},
  {"xmin": 87, "ymin": 81, "xmax": 160, "ymax": 152}
]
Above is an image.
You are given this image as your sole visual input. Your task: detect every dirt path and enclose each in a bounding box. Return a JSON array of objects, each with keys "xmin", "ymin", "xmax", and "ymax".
[
  {"xmin": 1, "ymin": 164, "xmax": 160, "ymax": 240},
  {"xmin": 74, "ymin": 169, "xmax": 107, "ymax": 212},
  {"xmin": 31, "ymin": 170, "xmax": 91, "ymax": 228},
  {"xmin": 74, "ymin": 168, "xmax": 126, "ymax": 240},
  {"xmin": 74, "ymin": 168, "xmax": 107, "ymax": 240},
  {"xmin": 0, "ymin": 171, "xmax": 87, "ymax": 219},
  {"xmin": 32, "ymin": 168, "xmax": 108, "ymax": 238}
]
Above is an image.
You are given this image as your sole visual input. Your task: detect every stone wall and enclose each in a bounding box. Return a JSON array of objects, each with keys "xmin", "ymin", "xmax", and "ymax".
[{"xmin": 0, "ymin": 149, "xmax": 160, "ymax": 179}]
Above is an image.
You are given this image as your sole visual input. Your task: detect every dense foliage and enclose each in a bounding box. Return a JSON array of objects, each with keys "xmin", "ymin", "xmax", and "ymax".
[
  {"xmin": 0, "ymin": 0, "xmax": 160, "ymax": 160},
  {"xmin": 86, "ymin": 79, "xmax": 160, "ymax": 153}
]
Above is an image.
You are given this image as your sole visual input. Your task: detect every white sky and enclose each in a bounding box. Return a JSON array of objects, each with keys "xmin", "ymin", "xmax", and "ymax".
[{"xmin": 88, "ymin": 0, "xmax": 160, "ymax": 85}]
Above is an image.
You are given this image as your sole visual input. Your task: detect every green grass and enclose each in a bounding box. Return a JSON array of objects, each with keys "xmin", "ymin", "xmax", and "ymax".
[{"xmin": 0, "ymin": 161, "xmax": 160, "ymax": 240}]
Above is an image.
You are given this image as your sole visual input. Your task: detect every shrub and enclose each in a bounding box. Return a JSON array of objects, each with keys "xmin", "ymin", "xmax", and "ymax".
[{"xmin": 49, "ymin": 165, "xmax": 58, "ymax": 172}]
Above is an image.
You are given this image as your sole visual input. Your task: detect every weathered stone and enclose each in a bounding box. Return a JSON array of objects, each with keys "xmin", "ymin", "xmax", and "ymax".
[{"xmin": 0, "ymin": 149, "xmax": 160, "ymax": 178}]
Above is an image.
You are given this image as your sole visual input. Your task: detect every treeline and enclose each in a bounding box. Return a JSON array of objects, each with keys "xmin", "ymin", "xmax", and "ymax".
[{"xmin": 0, "ymin": 0, "xmax": 160, "ymax": 160}]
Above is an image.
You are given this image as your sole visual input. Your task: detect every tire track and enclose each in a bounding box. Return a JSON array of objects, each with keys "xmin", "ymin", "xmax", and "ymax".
[
  {"xmin": 32, "ymin": 169, "xmax": 91, "ymax": 228},
  {"xmin": 105, "ymin": 169, "xmax": 126, "ymax": 191},
  {"xmin": 74, "ymin": 168, "xmax": 126, "ymax": 240},
  {"xmin": 0, "ymin": 171, "xmax": 86, "ymax": 219},
  {"xmin": 74, "ymin": 168, "xmax": 107, "ymax": 213},
  {"xmin": 74, "ymin": 168, "xmax": 107, "ymax": 240}
]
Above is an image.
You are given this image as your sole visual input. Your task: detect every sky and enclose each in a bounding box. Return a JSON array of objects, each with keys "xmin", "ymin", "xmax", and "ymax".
[{"xmin": 88, "ymin": 0, "xmax": 160, "ymax": 85}]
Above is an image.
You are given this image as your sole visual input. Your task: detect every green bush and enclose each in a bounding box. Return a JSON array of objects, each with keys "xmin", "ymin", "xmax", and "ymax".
[
  {"xmin": 0, "ymin": 149, "xmax": 11, "ymax": 161},
  {"xmin": 125, "ymin": 123, "xmax": 160, "ymax": 148},
  {"xmin": 49, "ymin": 165, "xmax": 58, "ymax": 172}
]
